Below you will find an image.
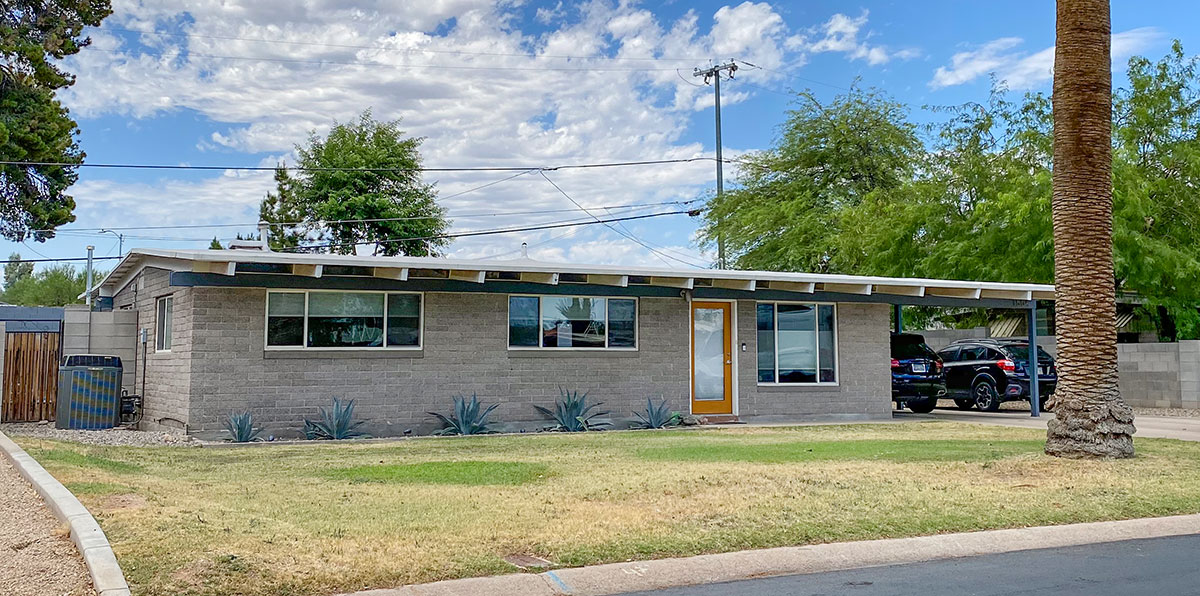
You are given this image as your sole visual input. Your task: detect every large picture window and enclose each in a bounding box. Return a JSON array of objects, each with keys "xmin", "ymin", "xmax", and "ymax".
[
  {"xmin": 266, "ymin": 291, "xmax": 422, "ymax": 349},
  {"xmin": 757, "ymin": 302, "xmax": 837, "ymax": 384},
  {"xmin": 508, "ymin": 295, "xmax": 637, "ymax": 349}
]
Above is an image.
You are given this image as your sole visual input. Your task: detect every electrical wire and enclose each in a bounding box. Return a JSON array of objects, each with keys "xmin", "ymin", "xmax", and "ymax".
[
  {"xmin": 41, "ymin": 198, "xmax": 701, "ymax": 233},
  {"xmin": 0, "ymin": 255, "xmax": 122, "ymax": 265},
  {"xmin": 537, "ymin": 171, "xmax": 705, "ymax": 268},
  {"xmin": 101, "ymin": 26, "xmax": 708, "ymax": 63},
  {"xmin": 277, "ymin": 208, "xmax": 701, "ymax": 252},
  {"xmin": 82, "ymin": 46, "xmax": 688, "ymax": 72},
  {"xmin": 0, "ymin": 156, "xmax": 722, "ymax": 173}
]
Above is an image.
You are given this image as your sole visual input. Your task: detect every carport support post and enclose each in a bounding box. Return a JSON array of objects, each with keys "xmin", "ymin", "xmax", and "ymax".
[
  {"xmin": 894, "ymin": 304, "xmax": 903, "ymax": 333},
  {"xmin": 1027, "ymin": 306, "xmax": 1041, "ymax": 418}
]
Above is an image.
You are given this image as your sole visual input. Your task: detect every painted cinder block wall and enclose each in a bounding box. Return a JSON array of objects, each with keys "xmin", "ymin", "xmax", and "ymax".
[
  {"xmin": 118, "ymin": 267, "xmax": 892, "ymax": 437},
  {"xmin": 113, "ymin": 268, "xmax": 193, "ymax": 433}
]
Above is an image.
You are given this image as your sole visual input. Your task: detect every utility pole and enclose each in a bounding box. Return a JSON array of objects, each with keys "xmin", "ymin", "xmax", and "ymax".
[
  {"xmin": 85, "ymin": 245, "xmax": 94, "ymax": 309},
  {"xmin": 694, "ymin": 60, "xmax": 738, "ymax": 269},
  {"xmin": 100, "ymin": 229, "xmax": 123, "ymax": 256}
]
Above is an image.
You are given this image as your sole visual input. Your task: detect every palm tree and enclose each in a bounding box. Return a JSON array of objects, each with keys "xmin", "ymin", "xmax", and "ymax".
[{"xmin": 1044, "ymin": 0, "xmax": 1136, "ymax": 457}]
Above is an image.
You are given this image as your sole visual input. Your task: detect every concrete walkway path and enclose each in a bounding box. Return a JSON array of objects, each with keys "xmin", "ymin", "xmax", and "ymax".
[
  {"xmin": 0, "ymin": 456, "xmax": 95, "ymax": 596},
  {"xmin": 898, "ymin": 408, "xmax": 1200, "ymax": 441}
]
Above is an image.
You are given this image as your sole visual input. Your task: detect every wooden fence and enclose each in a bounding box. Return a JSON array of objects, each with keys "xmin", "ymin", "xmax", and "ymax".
[{"xmin": 1, "ymin": 332, "xmax": 61, "ymax": 422}]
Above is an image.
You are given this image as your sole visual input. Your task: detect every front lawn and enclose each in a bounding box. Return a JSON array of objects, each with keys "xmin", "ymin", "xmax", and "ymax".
[{"xmin": 15, "ymin": 423, "xmax": 1200, "ymax": 596}]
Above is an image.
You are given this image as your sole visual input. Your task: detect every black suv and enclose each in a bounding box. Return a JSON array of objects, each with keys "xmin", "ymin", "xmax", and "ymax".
[
  {"xmin": 937, "ymin": 338, "xmax": 1057, "ymax": 411},
  {"xmin": 891, "ymin": 333, "xmax": 946, "ymax": 413}
]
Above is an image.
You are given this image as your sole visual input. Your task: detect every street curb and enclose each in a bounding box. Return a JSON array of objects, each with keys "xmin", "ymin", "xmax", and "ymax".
[
  {"xmin": 0, "ymin": 431, "xmax": 132, "ymax": 596},
  {"xmin": 343, "ymin": 513, "xmax": 1200, "ymax": 596}
]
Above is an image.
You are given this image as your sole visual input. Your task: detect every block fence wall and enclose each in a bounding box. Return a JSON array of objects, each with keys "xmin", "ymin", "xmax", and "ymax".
[
  {"xmin": 62, "ymin": 306, "xmax": 138, "ymax": 393},
  {"xmin": 115, "ymin": 267, "xmax": 892, "ymax": 437}
]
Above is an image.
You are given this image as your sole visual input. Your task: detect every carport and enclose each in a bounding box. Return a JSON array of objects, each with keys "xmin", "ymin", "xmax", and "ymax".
[{"xmin": 891, "ymin": 295, "xmax": 1052, "ymax": 417}]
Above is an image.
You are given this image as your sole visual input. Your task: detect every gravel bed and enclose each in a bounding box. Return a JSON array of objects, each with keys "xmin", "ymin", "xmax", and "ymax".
[
  {"xmin": 0, "ymin": 422, "xmax": 198, "ymax": 447},
  {"xmin": 0, "ymin": 456, "xmax": 95, "ymax": 596},
  {"xmin": 1133, "ymin": 407, "xmax": 1200, "ymax": 418}
]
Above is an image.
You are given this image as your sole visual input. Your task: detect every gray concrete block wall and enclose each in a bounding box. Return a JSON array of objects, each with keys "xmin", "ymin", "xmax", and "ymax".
[
  {"xmin": 113, "ymin": 268, "xmax": 192, "ymax": 433},
  {"xmin": 62, "ymin": 306, "xmax": 138, "ymax": 393},
  {"xmin": 185, "ymin": 289, "xmax": 695, "ymax": 437},
  {"xmin": 1117, "ymin": 342, "xmax": 1183, "ymax": 408},
  {"xmin": 174, "ymin": 288, "xmax": 892, "ymax": 437},
  {"xmin": 735, "ymin": 301, "xmax": 892, "ymax": 422}
]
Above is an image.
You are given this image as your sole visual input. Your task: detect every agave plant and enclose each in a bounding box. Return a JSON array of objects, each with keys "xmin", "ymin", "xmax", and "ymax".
[
  {"xmin": 223, "ymin": 411, "xmax": 264, "ymax": 442},
  {"xmin": 533, "ymin": 388, "xmax": 610, "ymax": 432},
  {"xmin": 632, "ymin": 397, "xmax": 681, "ymax": 429},
  {"xmin": 429, "ymin": 394, "xmax": 500, "ymax": 436},
  {"xmin": 304, "ymin": 398, "xmax": 369, "ymax": 440}
]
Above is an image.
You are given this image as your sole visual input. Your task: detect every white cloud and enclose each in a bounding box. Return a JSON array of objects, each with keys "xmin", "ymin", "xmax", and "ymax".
[
  {"xmin": 45, "ymin": 1, "xmax": 895, "ymax": 265},
  {"xmin": 929, "ymin": 27, "xmax": 1163, "ymax": 90},
  {"xmin": 803, "ymin": 10, "xmax": 913, "ymax": 66}
]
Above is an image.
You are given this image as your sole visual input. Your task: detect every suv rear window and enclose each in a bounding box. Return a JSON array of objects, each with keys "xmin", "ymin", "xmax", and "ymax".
[
  {"xmin": 1001, "ymin": 344, "xmax": 1054, "ymax": 362},
  {"xmin": 891, "ymin": 336, "xmax": 938, "ymax": 360}
]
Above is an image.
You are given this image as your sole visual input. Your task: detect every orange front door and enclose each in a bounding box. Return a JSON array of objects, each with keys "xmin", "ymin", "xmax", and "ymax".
[{"xmin": 691, "ymin": 302, "xmax": 733, "ymax": 414}]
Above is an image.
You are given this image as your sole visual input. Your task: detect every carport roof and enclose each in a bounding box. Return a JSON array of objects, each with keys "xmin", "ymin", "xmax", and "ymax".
[{"xmin": 96, "ymin": 247, "xmax": 1055, "ymax": 307}]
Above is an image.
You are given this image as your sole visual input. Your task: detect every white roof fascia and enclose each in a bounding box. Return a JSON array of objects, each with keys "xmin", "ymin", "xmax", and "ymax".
[{"xmin": 100, "ymin": 248, "xmax": 1055, "ymax": 301}]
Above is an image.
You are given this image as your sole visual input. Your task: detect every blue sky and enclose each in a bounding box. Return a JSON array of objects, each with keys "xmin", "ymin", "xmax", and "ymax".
[{"xmin": 16, "ymin": 0, "xmax": 1196, "ymax": 272}]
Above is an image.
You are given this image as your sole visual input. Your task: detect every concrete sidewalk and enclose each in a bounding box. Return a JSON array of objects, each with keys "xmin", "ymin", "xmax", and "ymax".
[
  {"xmin": 901, "ymin": 409, "xmax": 1200, "ymax": 442},
  {"xmin": 341, "ymin": 514, "xmax": 1200, "ymax": 596}
]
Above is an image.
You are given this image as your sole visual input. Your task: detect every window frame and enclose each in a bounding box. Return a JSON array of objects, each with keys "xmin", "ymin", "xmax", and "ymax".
[
  {"xmin": 756, "ymin": 301, "xmax": 839, "ymax": 386},
  {"xmin": 263, "ymin": 289, "xmax": 424, "ymax": 351},
  {"xmin": 507, "ymin": 294, "xmax": 639, "ymax": 351},
  {"xmin": 155, "ymin": 295, "xmax": 173, "ymax": 352}
]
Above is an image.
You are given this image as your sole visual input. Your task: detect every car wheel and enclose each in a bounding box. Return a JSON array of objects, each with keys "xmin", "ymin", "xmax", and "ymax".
[
  {"xmin": 908, "ymin": 397, "xmax": 937, "ymax": 413},
  {"xmin": 954, "ymin": 398, "xmax": 975, "ymax": 410},
  {"xmin": 973, "ymin": 381, "xmax": 1001, "ymax": 412}
]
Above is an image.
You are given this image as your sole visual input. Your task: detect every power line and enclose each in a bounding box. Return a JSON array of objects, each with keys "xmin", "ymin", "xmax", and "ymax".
[
  {"xmin": 83, "ymin": 46, "xmax": 687, "ymax": 73},
  {"xmin": 538, "ymin": 171, "xmax": 704, "ymax": 268},
  {"xmin": 0, "ymin": 156, "xmax": 720, "ymax": 173},
  {"xmin": 43, "ymin": 199, "xmax": 700, "ymax": 233},
  {"xmin": 0, "ymin": 255, "xmax": 122, "ymax": 265},
  {"xmin": 279, "ymin": 208, "xmax": 701, "ymax": 252},
  {"xmin": 736, "ymin": 60, "xmax": 852, "ymax": 92},
  {"xmin": 101, "ymin": 26, "xmax": 708, "ymax": 63}
]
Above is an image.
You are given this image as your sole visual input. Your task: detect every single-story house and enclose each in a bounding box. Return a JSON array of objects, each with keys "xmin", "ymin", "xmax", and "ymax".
[{"xmin": 93, "ymin": 245, "xmax": 1055, "ymax": 438}]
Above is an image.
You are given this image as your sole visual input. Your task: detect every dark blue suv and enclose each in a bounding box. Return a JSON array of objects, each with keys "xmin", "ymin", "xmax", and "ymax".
[
  {"xmin": 891, "ymin": 333, "xmax": 946, "ymax": 413},
  {"xmin": 937, "ymin": 338, "xmax": 1057, "ymax": 411}
]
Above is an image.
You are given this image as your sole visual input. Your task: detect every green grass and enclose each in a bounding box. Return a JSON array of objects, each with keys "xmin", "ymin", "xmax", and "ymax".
[
  {"xmin": 324, "ymin": 461, "xmax": 551, "ymax": 485},
  {"xmin": 24, "ymin": 447, "xmax": 143, "ymax": 474},
  {"xmin": 63, "ymin": 481, "xmax": 132, "ymax": 496},
  {"xmin": 639, "ymin": 438, "xmax": 1043, "ymax": 463},
  {"xmin": 13, "ymin": 422, "xmax": 1200, "ymax": 596}
]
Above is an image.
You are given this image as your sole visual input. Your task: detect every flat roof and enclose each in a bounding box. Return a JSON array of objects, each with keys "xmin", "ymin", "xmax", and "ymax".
[{"xmin": 97, "ymin": 247, "xmax": 1055, "ymax": 305}]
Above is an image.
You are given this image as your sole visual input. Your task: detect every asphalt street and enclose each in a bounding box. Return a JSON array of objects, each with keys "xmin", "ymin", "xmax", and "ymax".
[{"xmin": 625, "ymin": 535, "xmax": 1200, "ymax": 595}]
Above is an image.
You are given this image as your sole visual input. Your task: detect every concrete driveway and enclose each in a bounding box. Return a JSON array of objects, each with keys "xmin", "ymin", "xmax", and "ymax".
[{"xmin": 897, "ymin": 408, "xmax": 1200, "ymax": 441}]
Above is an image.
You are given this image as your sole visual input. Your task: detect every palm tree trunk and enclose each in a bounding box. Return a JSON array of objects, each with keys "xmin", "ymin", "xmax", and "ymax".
[{"xmin": 1045, "ymin": 0, "xmax": 1135, "ymax": 458}]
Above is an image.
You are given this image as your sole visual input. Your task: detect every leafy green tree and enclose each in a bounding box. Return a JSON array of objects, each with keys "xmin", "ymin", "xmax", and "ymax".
[
  {"xmin": 258, "ymin": 166, "xmax": 304, "ymax": 251},
  {"xmin": 704, "ymin": 43, "xmax": 1200, "ymax": 339},
  {"xmin": 269, "ymin": 111, "xmax": 449, "ymax": 256},
  {"xmin": 208, "ymin": 237, "xmax": 223, "ymax": 250},
  {"xmin": 2, "ymin": 263, "xmax": 98, "ymax": 306},
  {"xmin": 699, "ymin": 87, "xmax": 922, "ymax": 273},
  {"xmin": 1, "ymin": 0, "xmax": 112, "ymax": 241},
  {"xmin": 3, "ymin": 251, "xmax": 32, "ymax": 288}
]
